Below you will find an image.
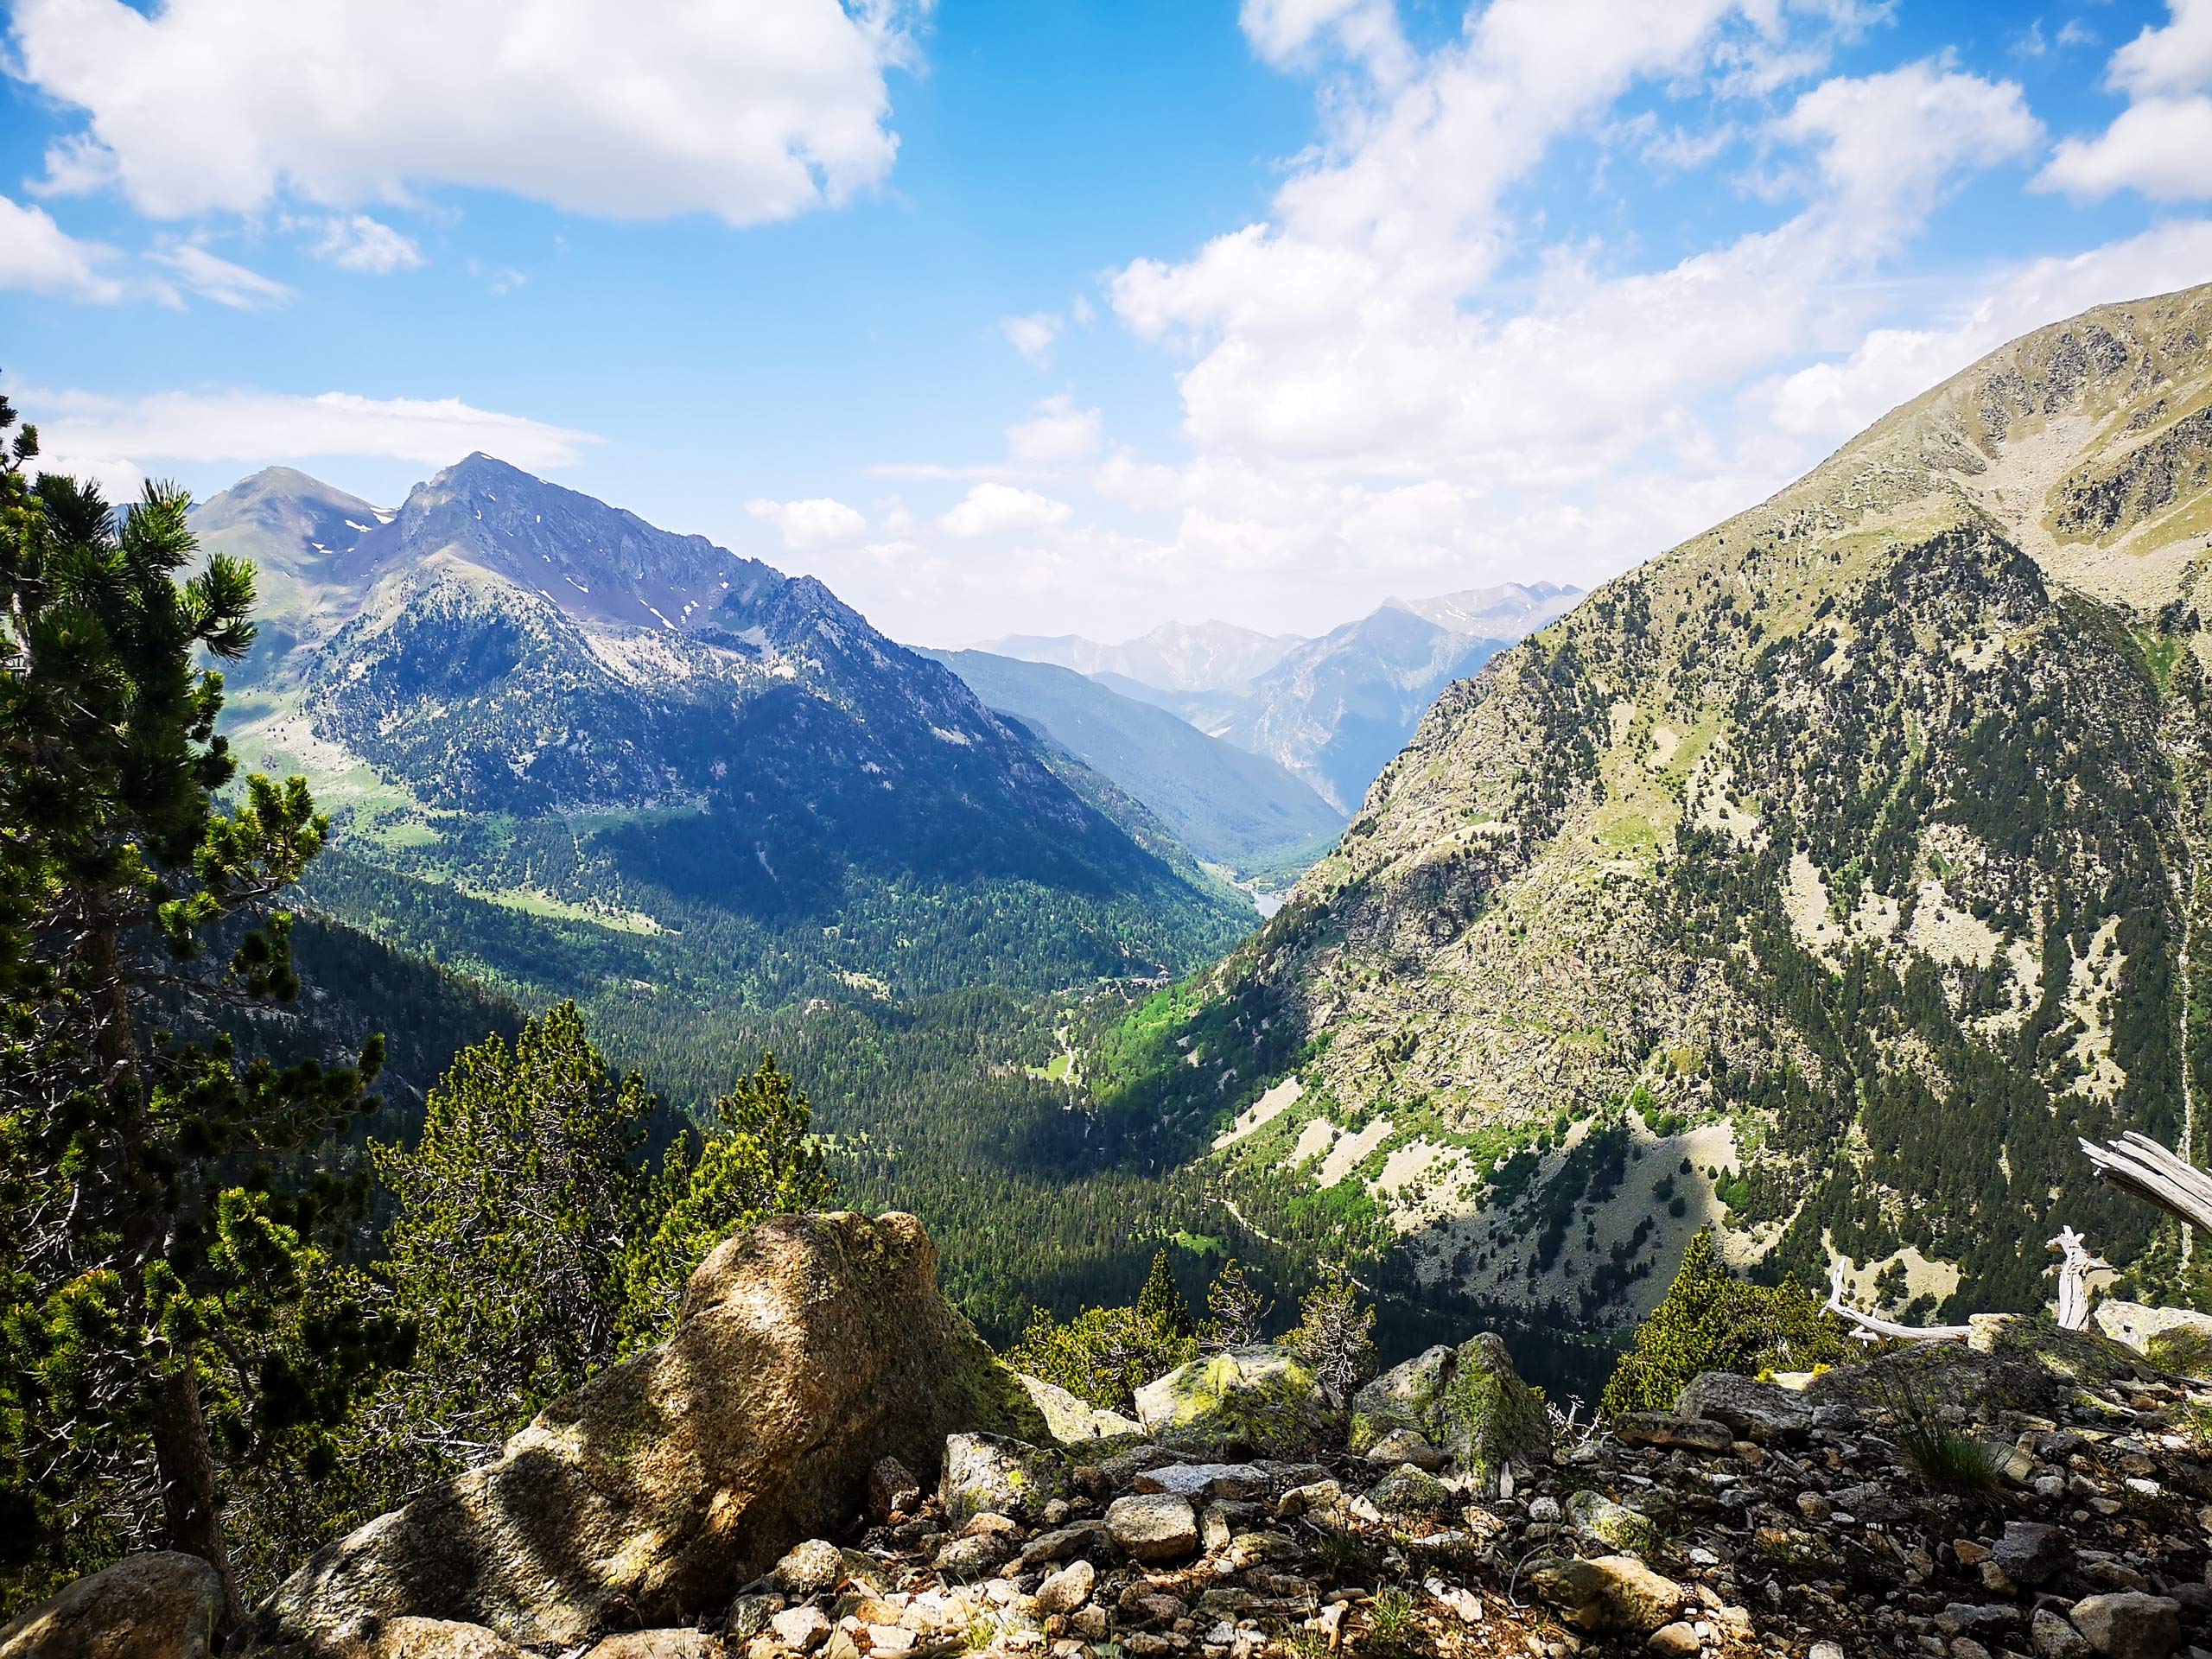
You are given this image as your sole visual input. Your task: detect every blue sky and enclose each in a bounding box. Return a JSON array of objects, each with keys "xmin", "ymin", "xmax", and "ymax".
[{"xmin": 2, "ymin": 0, "xmax": 2209, "ymax": 644}]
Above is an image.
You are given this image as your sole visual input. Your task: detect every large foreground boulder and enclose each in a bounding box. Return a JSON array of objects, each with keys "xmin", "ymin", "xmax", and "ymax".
[
  {"xmin": 260, "ymin": 1211, "xmax": 1047, "ymax": 1648},
  {"xmin": 1349, "ymin": 1332, "xmax": 1549, "ymax": 1484},
  {"xmin": 0, "ymin": 1553, "xmax": 224, "ymax": 1659},
  {"xmin": 1134, "ymin": 1345, "xmax": 1341, "ymax": 1458}
]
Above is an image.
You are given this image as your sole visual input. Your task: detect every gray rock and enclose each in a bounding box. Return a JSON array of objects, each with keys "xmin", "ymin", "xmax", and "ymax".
[
  {"xmin": 1016, "ymin": 1372, "xmax": 1147, "ymax": 1445},
  {"xmin": 1568, "ymin": 1491, "xmax": 1662, "ymax": 1554},
  {"xmin": 774, "ymin": 1539, "xmax": 846, "ymax": 1596},
  {"xmin": 2068, "ymin": 1592, "xmax": 2181, "ymax": 1659},
  {"xmin": 0, "ymin": 1553, "xmax": 226, "ymax": 1659},
  {"xmin": 1362, "ymin": 1427, "xmax": 1446, "ymax": 1469},
  {"xmin": 1994, "ymin": 1520, "xmax": 2075, "ymax": 1588},
  {"xmin": 1675, "ymin": 1373, "xmax": 1812, "ymax": 1442},
  {"xmin": 1129, "ymin": 1462, "xmax": 1268, "ymax": 1501},
  {"xmin": 769, "ymin": 1606, "xmax": 834, "ymax": 1654},
  {"xmin": 1611, "ymin": 1413, "xmax": 1735, "ymax": 1452},
  {"xmin": 1348, "ymin": 1333, "xmax": 1549, "ymax": 1484},
  {"xmin": 1017, "ymin": 1522, "xmax": 1109, "ymax": 1568},
  {"xmin": 1367, "ymin": 1463, "xmax": 1455, "ymax": 1516},
  {"xmin": 1525, "ymin": 1554, "xmax": 1685, "ymax": 1636},
  {"xmin": 939, "ymin": 1431, "xmax": 1066, "ymax": 1520},
  {"xmin": 1106, "ymin": 1493, "xmax": 1201, "ymax": 1561},
  {"xmin": 1646, "ymin": 1622, "xmax": 1700, "ymax": 1657},
  {"xmin": 582, "ymin": 1635, "xmax": 723, "ymax": 1659},
  {"xmin": 2032, "ymin": 1608, "xmax": 2093, "ymax": 1659},
  {"xmin": 1135, "ymin": 1345, "xmax": 1342, "ymax": 1459},
  {"xmin": 868, "ymin": 1456, "xmax": 921, "ymax": 1525},
  {"xmin": 258, "ymin": 1212, "xmax": 1046, "ymax": 1648}
]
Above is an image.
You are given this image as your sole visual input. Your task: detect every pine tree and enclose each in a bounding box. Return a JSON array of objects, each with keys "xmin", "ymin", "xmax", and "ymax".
[
  {"xmin": 0, "ymin": 416, "xmax": 397, "ymax": 1623},
  {"xmin": 1599, "ymin": 1227, "xmax": 1849, "ymax": 1416},
  {"xmin": 367, "ymin": 1004, "xmax": 653, "ymax": 1480},
  {"xmin": 614, "ymin": 1052, "xmax": 834, "ymax": 1351},
  {"xmin": 1201, "ymin": 1256, "xmax": 1270, "ymax": 1347},
  {"xmin": 1135, "ymin": 1246, "xmax": 1193, "ymax": 1337},
  {"xmin": 1284, "ymin": 1267, "xmax": 1376, "ymax": 1399}
]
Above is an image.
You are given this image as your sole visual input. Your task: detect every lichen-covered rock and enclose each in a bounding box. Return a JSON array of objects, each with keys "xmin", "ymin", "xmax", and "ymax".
[
  {"xmin": 0, "ymin": 1552, "xmax": 225, "ymax": 1659},
  {"xmin": 260, "ymin": 1212, "xmax": 1047, "ymax": 1648},
  {"xmin": 1525, "ymin": 1554, "xmax": 1684, "ymax": 1636},
  {"xmin": 1568, "ymin": 1490, "xmax": 1662, "ymax": 1554},
  {"xmin": 1348, "ymin": 1333, "xmax": 1548, "ymax": 1484},
  {"xmin": 1134, "ymin": 1345, "xmax": 1341, "ymax": 1458},
  {"xmin": 1367, "ymin": 1463, "xmax": 1454, "ymax": 1516},
  {"xmin": 1016, "ymin": 1373, "xmax": 1146, "ymax": 1445},
  {"xmin": 938, "ymin": 1432, "xmax": 1067, "ymax": 1520},
  {"xmin": 2093, "ymin": 1301, "xmax": 2212, "ymax": 1376}
]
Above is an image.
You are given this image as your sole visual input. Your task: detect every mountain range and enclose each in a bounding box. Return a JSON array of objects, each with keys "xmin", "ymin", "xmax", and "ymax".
[
  {"xmin": 984, "ymin": 583, "xmax": 1579, "ymax": 812},
  {"xmin": 1096, "ymin": 279, "xmax": 2212, "ymax": 1336},
  {"xmin": 196, "ymin": 455, "xmax": 1253, "ymax": 1010}
]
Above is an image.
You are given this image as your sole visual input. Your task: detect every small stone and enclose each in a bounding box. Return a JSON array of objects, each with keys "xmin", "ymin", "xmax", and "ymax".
[
  {"xmin": 1951, "ymin": 1642, "xmax": 1993, "ymax": 1659},
  {"xmin": 1528, "ymin": 1496, "xmax": 1562, "ymax": 1524},
  {"xmin": 1363, "ymin": 1427, "xmax": 1446, "ymax": 1470},
  {"xmin": 867, "ymin": 1626, "xmax": 917, "ymax": 1653},
  {"xmin": 2067, "ymin": 1592, "xmax": 2181, "ymax": 1659},
  {"xmin": 1369, "ymin": 1463, "xmax": 1455, "ymax": 1516},
  {"xmin": 932, "ymin": 1535, "xmax": 1006, "ymax": 1579},
  {"xmin": 776, "ymin": 1540, "xmax": 847, "ymax": 1597},
  {"xmin": 1034, "ymin": 1560, "xmax": 1096, "ymax": 1617},
  {"xmin": 2032, "ymin": 1607, "xmax": 2093, "ymax": 1659},
  {"xmin": 1955, "ymin": 1539, "xmax": 1991, "ymax": 1566},
  {"xmin": 1809, "ymin": 1645, "xmax": 1845, "ymax": 1659},
  {"xmin": 1107, "ymin": 1493, "xmax": 1200, "ymax": 1561},
  {"xmin": 770, "ymin": 1607, "xmax": 834, "ymax": 1654},
  {"xmin": 1646, "ymin": 1622, "xmax": 1700, "ymax": 1656},
  {"xmin": 1796, "ymin": 1491, "xmax": 1833, "ymax": 1524}
]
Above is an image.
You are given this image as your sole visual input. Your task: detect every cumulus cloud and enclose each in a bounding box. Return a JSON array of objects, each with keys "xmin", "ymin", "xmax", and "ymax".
[
  {"xmin": 938, "ymin": 482, "xmax": 1071, "ymax": 537},
  {"xmin": 747, "ymin": 495, "xmax": 868, "ymax": 549},
  {"xmin": 148, "ymin": 244, "xmax": 296, "ymax": 309},
  {"xmin": 1005, "ymin": 395, "xmax": 1102, "ymax": 465},
  {"xmin": 16, "ymin": 385, "xmax": 601, "ymax": 485},
  {"xmin": 0, "ymin": 192, "xmax": 126, "ymax": 301},
  {"xmin": 297, "ymin": 213, "xmax": 425, "ymax": 273},
  {"xmin": 10, "ymin": 0, "xmax": 924, "ymax": 226},
  {"xmin": 2038, "ymin": 0, "xmax": 2212, "ymax": 201}
]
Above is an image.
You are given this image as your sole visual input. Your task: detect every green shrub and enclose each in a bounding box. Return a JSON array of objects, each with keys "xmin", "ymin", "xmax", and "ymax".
[{"xmin": 1600, "ymin": 1229, "xmax": 1850, "ymax": 1416}]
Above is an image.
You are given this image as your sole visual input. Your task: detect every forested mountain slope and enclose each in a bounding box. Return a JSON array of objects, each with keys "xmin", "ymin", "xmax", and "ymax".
[
  {"xmin": 925, "ymin": 648, "xmax": 1345, "ymax": 881},
  {"xmin": 1100, "ymin": 281, "xmax": 2212, "ymax": 1334},
  {"xmin": 198, "ymin": 456, "xmax": 1250, "ymax": 1006}
]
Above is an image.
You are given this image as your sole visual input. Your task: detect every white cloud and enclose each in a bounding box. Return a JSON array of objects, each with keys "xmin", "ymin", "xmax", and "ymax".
[
  {"xmin": 11, "ymin": 0, "xmax": 924, "ymax": 226},
  {"xmin": 1776, "ymin": 60, "xmax": 2040, "ymax": 238},
  {"xmin": 2037, "ymin": 1, "xmax": 2212, "ymax": 201},
  {"xmin": 1757, "ymin": 219, "xmax": 2212, "ymax": 442},
  {"xmin": 746, "ymin": 495, "xmax": 867, "ymax": 549},
  {"xmin": 0, "ymin": 192, "xmax": 125, "ymax": 301},
  {"xmin": 148, "ymin": 244, "xmax": 296, "ymax": 309},
  {"xmin": 1239, "ymin": 0, "xmax": 1408, "ymax": 78},
  {"xmin": 1005, "ymin": 395, "xmax": 1102, "ymax": 465},
  {"xmin": 1000, "ymin": 312, "xmax": 1060, "ymax": 365},
  {"xmin": 938, "ymin": 482, "xmax": 1071, "ymax": 537},
  {"xmin": 16, "ymin": 385, "xmax": 601, "ymax": 484},
  {"xmin": 298, "ymin": 213, "xmax": 424, "ymax": 273}
]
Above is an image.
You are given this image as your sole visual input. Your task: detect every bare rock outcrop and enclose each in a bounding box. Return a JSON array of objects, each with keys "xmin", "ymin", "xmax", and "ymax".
[
  {"xmin": 259, "ymin": 1211, "xmax": 1046, "ymax": 1648},
  {"xmin": 0, "ymin": 1552, "xmax": 225, "ymax": 1659}
]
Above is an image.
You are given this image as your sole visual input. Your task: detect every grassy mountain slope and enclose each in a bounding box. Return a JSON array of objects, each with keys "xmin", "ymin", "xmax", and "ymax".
[
  {"xmin": 1095, "ymin": 281, "xmax": 2212, "ymax": 1334},
  {"xmin": 925, "ymin": 648, "xmax": 1345, "ymax": 880}
]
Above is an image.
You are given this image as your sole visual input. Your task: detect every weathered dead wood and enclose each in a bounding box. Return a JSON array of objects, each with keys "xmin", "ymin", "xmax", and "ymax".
[
  {"xmin": 1823, "ymin": 1260, "xmax": 1973, "ymax": 1344},
  {"xmin": 2080, "ymin": 1131, "xmax": 2212, "ymax": 1233}
]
